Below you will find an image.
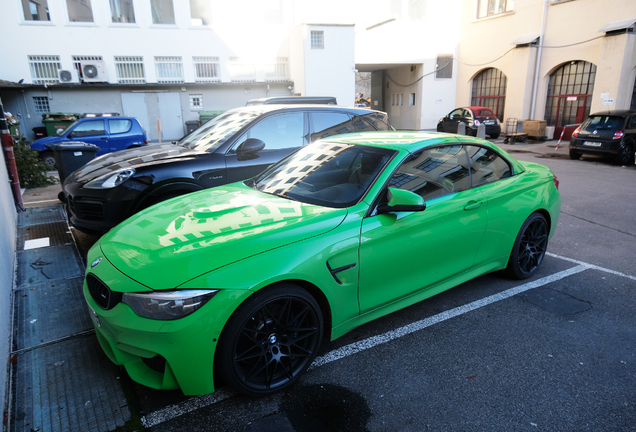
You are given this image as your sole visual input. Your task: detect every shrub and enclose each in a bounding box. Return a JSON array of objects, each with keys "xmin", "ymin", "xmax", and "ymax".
[{"xmin": 12, "ymin": 139, "xmax": 57, "ymax": 189}]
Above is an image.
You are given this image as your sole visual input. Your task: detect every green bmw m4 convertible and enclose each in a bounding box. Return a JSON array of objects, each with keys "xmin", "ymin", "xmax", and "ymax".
[{"xmin": 84, "ymin": 131, "xmax": 560, "ymax": 396}]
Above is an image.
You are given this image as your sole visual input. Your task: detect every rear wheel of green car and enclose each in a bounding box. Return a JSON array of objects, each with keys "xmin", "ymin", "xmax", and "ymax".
[
  {"xmin": 218, "ymin": 285, "xmax": 323, "ymax": 396},
  {"xmin": 507, "ymin": 213, "xmax": 549, "ymax": 280}
]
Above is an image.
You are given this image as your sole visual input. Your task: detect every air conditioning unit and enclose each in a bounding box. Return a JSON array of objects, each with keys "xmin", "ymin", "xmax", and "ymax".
[
  {"xmin": 80, "ymin": 60, "xmax": 108, "ymax": 82},
  {"xmin": 58, "ymin": 69, "xmax": 79, "ymax": 83}
]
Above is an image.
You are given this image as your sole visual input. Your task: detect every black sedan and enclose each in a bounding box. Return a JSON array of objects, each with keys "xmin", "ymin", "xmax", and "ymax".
[
  {"xmin": 61, "ymin": 105, "xmax": 393, "ymax": 235},
  {"xmin": 569, "ymin": 110, "xmax": 636, "ymax": 165},
  {"xmin": 437, "ymin": 106, "xmax": 501, "ymax": 139}
]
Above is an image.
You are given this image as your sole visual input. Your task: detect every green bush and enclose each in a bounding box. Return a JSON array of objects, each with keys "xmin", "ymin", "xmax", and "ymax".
[{"xmin": 12, "ymin": 139, "xmax": 57, "ymax": 189}]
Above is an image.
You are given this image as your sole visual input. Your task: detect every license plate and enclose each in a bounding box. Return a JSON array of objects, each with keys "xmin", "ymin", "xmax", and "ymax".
[
  {"xmin": 87, "ymin": 302, "xmax": 101, "ymax": 327},
  {"xmin": 583, "ymin": 141, "xmax": 602, "ymax": 147},
  {"xmin": 484, "ymin": 121, "xmax": 494, "ymax": 125}
]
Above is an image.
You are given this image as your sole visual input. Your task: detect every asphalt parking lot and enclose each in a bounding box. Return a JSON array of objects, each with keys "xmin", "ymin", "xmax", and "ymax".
[{"xmin": 14, "ymin": 141, "xmax": 636, "ymax": 431}]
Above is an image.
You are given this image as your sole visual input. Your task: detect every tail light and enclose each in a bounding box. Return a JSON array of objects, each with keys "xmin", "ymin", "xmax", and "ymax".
[
  {"xmin": 496, "ymin": 118, "xmax": 501, "ymax": 125},
  {"xmin": 474, "ymin": 119, "xmax": 481, "ymax": 126},
  {"xmin": 144, "ymin": 140, "xmax": 148, "ymax": 144},
  {"xmin": 613, "ymin": 130, "xmax": 624, "ymax": 140},
  {"xmin": 572, "ymin": 126, "xmax": 581, "ymax": 138},
  {"xmin": 553, "ymin": 174, "xmax": 559, "ymax": 190}
]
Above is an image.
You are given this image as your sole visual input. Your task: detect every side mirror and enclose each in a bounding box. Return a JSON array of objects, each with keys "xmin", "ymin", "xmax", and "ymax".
[
  {"xmin": 237, "ymin": 138, "xmax": 265, "ymax": 155},
  {"xmin": 377, "ymin": 187, "xmax": 426, "ymax": 214},
  {"xmin": 56, "ymin": 129, "xmax": 65, "ymax": 136}
]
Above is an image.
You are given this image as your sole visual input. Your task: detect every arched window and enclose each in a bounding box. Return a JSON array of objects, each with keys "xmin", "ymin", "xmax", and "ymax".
[
  {"xmin": 544, "ymin": 61, "xmax": 596, "ymax": 137},
  {"xmin": 471, "ymin": 68, "xmax": 507, "ymax": 121}
]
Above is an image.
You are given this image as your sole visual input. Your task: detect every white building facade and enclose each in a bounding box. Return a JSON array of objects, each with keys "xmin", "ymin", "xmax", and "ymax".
[{"xmin": 0, "ymin": 0, "xmax": 356, "ymax": 141}]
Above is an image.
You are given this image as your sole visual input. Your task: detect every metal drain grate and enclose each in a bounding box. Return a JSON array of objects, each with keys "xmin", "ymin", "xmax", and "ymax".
[
  {"xmin": 13, "ymin": 277, "xmax": 93, "ymax": 352},
  {"xmin": 11, "ymin": 335, "xmax": 131, "ymax": 432},
  {"xmin": 16, "ymin": 245, "xmax": 84, "ymax": 288},
  {"xmin": 18, "ymin": 206, "xmax": 66, "ymax": 227}
]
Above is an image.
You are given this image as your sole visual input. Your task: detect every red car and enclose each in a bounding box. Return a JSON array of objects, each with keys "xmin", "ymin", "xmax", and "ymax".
[{"xmin": 437, "ymin": 106, "xmax": 501, "ymax": 139}]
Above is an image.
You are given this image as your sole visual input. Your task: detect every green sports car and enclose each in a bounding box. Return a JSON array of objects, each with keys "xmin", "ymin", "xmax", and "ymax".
[{"xmin": 84, "ymin": 131, "xmax": 560, "ymax": 396}]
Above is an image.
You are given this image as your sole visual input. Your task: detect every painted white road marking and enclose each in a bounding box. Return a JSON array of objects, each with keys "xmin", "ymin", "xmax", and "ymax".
[
  {"xmin": 547, "ymin": 252, "xmax": 636, "ymax": 281},
  {"xmin": 141, "ymin": 254, "xmax": 632, "ymax": 427}
]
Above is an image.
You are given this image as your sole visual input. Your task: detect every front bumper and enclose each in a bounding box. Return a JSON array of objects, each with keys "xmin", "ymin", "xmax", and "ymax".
[
  {"xmin": 83, "ymin": 251, "xmax": 252, "ymax": 395},
  {"xmin": 63, "ymin": 177, "xmax": 147, "ymax": 235}
]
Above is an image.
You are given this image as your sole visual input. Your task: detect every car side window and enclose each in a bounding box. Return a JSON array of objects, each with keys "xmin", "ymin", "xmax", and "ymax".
[
  {"xmin": 109, "ymin": 119, "xmax": 133, "ymax": 134},
  {"xmin": 388, "ymin": 145, "xmax": 471, "ymax": 200},
  {"xmin": 464, "ymin": 109, "xmax": 472, "ymax": 118},
  {"xmin": 449, "ymin": 109, "xmax": 463, "ymax": 120},
  {"xmin": 245, "ymin": 112, "xmax": 305, "ymax": 150},
  {"xmin": 310, "ymin": 112, "xmax": 351, "ymax": 137},
  {"xmin": 465, "ymin": 145, "xmax": 512, "ymax": 187},
  {"xmin": 69, "ymin": 120, "xmax": 105, "ymax": 137},
  {"xmin": 627, "ymin": 116, "xmax": 636, "ymax": 130}
]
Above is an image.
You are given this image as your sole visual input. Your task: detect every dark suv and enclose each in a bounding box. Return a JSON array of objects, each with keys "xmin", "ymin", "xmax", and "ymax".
[
  {"xmin": 61, "ymin": 105, "xmax": 392, "ymax": 235},
  {"xmin": 569, "ymin": 110, "xmax": 636, "ymax": 165}
]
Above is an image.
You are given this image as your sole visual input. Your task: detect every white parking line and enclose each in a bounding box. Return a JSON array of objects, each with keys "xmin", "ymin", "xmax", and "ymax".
[{"xmin": 141, "ymin": 254, "xmax": 632, "ymax": 428}]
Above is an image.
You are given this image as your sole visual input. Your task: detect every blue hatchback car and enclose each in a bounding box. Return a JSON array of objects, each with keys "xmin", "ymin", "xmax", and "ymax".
[{"xmin": 31, "ymin": 116, "xmax": 148, "ymax": 166}]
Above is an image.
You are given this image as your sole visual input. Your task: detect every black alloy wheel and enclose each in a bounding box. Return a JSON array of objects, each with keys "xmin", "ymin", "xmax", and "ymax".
[
  {"xmin": 437, "ymin": 124, "xmax": 444, "ymax": 132},
  {"xmin": 218, "ymin": 285, "xmax": 323, "ymax": 396},
  {"xmin": 507, "ymin": 213, "xmax": 549, "ymax": 280},
  {"xmin": 616, "ymin": 143, "xmax": 634, "ymax": 166}
]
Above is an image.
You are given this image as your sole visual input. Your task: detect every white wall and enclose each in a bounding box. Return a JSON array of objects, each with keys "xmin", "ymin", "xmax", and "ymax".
[
  {"xmin": 0, "ymin": 132, "xmax": 17, "ymax": 425},
  {"xmin": 301, "ymin": 24, "xmax": 355, "ymax": 106}
]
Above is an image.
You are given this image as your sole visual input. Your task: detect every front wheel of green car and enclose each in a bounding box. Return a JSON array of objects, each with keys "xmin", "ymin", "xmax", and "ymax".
[
  {"xmin": 507, "ymin": 213, "xmax": 549, "ymax": 280},
  {"xmin": 218, "ymin": 285, "xmax": 323, "ymax": 396}
]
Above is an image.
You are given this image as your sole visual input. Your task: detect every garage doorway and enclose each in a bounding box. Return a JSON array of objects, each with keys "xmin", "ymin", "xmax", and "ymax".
[{"xmin": 544, "ymin": 61, "xmax": 596, "ymax": 139}]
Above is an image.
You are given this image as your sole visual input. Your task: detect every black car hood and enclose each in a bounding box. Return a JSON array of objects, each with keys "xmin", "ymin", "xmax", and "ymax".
[{"xmin": 68, "ymin": 144, "xmax": 204, "ymax": 183}]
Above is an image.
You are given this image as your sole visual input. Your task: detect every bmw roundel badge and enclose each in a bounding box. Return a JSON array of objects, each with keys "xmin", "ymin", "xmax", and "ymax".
[{"xmin": 91, "ymin": 257, "xmax": 102, "ymax": 268}]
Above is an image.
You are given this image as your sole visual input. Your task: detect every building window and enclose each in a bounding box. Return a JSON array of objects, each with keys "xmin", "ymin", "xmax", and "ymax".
[
  {"xmin": 409, "ymin": 93, "xmax": 416, "ymax": 106},
  {"xmin": 229, "ymin": 57, "xmax": 255, "ymax": 82},
  {"xmin": 435, "ymin": 54, "xmax": 453, "ymax": 79},
  {"xmin": 28, "ymin": 55, "xmax": 61, "ymax": 84},
  {"xmin": 477, "ymin": 0, "xmax": 512, "ymax": 18},
  {"xmin": 189, "ymin": 94, "xmax": 204, "ymax": 111},
  {"xmin": 155, "ymin": 56, "xmax": 184, "ymax": 83},
  {"xmin": 311, "ymin": 31, "xmax": 324, "ymax": 49},
  {"xmin": 33, "ymin": 97, "xmax": 50, "ymax": 114},
  {"xmin": 193, "ymin": 56, "xmax": 220, "ymax": 82},
  {"xmin": 265, "ymin": 57, "xmax": 289, "ymax": 82},
  {"xmin": 23, "ymin": 0, "xmax": 50, "ymax": 21},
  {"xmin": 115, "ymin": 56, "xmax": 146, "ymax": 84},
  {"xmin": 150, "ymin": 0, "xmax": 175, "ymax": 24},
  {"xmin": 189, "ymin": 0, "xmax": 212, "ymax": 26},
  {"xmin": 471, "ymin": 67, "xmax": 507, "ymax": 121},
  {"xmin": 110, "ymin": 0, "xmax": 135, "ymax": 23},
  {"xmin": 66, "ymin": 0, "xmax": 94, "ymax": 22}
]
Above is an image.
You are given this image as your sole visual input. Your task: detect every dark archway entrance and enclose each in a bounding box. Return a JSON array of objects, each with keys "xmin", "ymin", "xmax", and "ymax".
[
  {"xmin": 544, "ymin": 61, "xmax": 596, "ymax": 139},
  {"xmin": 471, "ymin": 68, "xmax": 507, "ymax": 121}
]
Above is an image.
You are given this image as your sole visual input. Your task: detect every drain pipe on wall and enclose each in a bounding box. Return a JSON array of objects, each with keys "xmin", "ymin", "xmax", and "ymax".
[
  {"xmin": 530, "ymin": 0, "xmax": 549, "ymax": 120},
  {"xmin": 0, "ymin": 97, "xmax": 24, "ymax": 211}
]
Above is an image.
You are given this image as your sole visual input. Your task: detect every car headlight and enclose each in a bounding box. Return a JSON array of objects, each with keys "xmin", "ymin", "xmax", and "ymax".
[
  {"xmin": 122, "ymin": 289, "xmax": 218, "ymax": 320},
  {"xmin": 84, "ymin": 169, "xmax": 135, "ymax": 189}
]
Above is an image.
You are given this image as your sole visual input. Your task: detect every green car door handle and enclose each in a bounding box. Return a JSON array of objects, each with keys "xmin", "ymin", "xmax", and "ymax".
[{"xmin": 464, "ymin": 200, "xmax": 483, "ymax": 211}]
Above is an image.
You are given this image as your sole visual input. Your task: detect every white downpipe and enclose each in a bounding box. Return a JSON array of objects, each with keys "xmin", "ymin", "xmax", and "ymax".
[{"xmin": 530, "ymin": 0, "xmax": 549, "ymax": 120}]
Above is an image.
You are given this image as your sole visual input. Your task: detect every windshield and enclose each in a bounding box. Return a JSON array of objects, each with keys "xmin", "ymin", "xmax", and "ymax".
[
  {"xmin": 251, "ymin": 141, "xmax": 396, "ymax": 208},
  {"xmin": 582, "ymin": 115, "xmax": 623, "ymax": 132},
  {"xmin": 179, "ymin": 109, "xmax": 261, "ymax": 151}
]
